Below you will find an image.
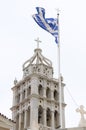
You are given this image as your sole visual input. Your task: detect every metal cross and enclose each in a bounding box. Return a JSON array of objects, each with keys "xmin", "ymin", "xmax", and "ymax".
[{"xmin": 35, "ymin": 37, "xmax": 42, "ymax": 48}]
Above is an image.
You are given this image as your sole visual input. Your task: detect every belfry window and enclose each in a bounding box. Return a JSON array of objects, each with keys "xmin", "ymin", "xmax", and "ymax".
[
  {"xmin": 46, "ymin": 87, "xmax": 51, "ymax": 99},
  {"xmin": 38, "ymin": 105, "xmax": 43, "ymax": 124},
  {"xmin": 54, "ymin": 110, "xmax": 59, "ymax": 128},
  {"xmin": 38, "ymin": 84, "xmax": 43, "ymax": 96},
  {"xmin": 54, "ymin": 90, "xmax": 59, "ymax": 101},
  {"xmin": 46, "ymin": 108, "xmax": 51, "ymax": 126}
]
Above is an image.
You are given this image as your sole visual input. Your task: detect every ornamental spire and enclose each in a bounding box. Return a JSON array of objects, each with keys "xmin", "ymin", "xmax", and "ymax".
[{"xmin": 23, "ymin": 38, "xmax": 52, "ymax": 69}]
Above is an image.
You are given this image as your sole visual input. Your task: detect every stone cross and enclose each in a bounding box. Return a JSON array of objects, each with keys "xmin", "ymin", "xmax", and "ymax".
[
  {"xmin": 35, "ymin": 37, "xmax": 42, "ymax": 48},
  {"xmin": 76, "ymin": 105, "xmax": 86, "ymax": 127}
]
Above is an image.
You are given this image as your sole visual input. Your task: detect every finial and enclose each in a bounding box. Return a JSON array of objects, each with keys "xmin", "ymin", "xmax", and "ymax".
[
  {"xmin": 14, "ymin": 78, "xmax": 18, "ymax": 85},
  {"xmin": 35, "ymin": 37, "xmax": 42, "ymax": 48},
  {"xmin": 55, "ymin": 8, "xmax": 60, "ymax": 15}
]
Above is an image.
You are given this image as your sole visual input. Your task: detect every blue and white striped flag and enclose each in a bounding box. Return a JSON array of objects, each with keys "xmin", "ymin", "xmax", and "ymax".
[{"xmin": 32, "ymin": 7, "xmax": 58, "ymax": 44}]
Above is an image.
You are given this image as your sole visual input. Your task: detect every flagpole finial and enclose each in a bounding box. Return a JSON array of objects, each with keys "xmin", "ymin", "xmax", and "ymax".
[
  {"xmin": 35, "ymin": 37, "xmax": 42, "ymax": 48},
  {"xmin": 55, "ymin": 8, "xmax": 60, "ymax": 15}
]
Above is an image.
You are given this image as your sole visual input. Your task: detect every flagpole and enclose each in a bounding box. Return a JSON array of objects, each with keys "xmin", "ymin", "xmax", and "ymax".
[{"xmin": 57, "ymin": 10, "xmax": 62, "ymax": 128}]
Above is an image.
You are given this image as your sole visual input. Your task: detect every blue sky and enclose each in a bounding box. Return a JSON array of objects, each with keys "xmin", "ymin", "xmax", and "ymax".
[{"xmin": 0, "ymin": 0, "xmax": 86, "ymax": 128}]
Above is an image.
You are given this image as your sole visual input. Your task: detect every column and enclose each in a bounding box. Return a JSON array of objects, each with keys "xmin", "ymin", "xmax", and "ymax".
[
  {"xmin": 30, "ymin": 98, "xmax": 39, "ymax": 130},
  {"xmin": 24, "ymin": 110, "xmax": 27, "ymax": 129},
  {"xmin": 25, "ymin": 88, "xmax": 27, "ymax": 99},
  {"xmin": 13, "ymin": 90, "xmax": 16, "ymax": 106},
  {"xmin": 51, "ymin": 90, "xmax": 54, "ymax": 100},
  {"xmin": 31, "ymin": 76, "xmax": 38, "ymax": 95},
  {"xmin": 19, "ymin": 113, "xmax": 22, "ymax": 130},
  {"xmin": 51, "ymin": 111, "xmax": 54, "ymax": 130},
  {"xmin": 62, "ymin": 107, "xmax": 65, "ymax": 128},
  {"xmin": 43, "ymin": 88, "xmax": 46, "ymax": 98}
]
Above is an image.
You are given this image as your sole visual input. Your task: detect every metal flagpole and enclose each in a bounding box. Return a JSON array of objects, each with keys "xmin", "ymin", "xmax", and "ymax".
[{"xmin": 56, "ymin": 10, "xmax": 62, "ymax": 128}]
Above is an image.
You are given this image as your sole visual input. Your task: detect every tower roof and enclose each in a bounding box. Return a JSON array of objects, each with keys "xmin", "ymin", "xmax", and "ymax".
[{"xmin": 23, "ymin": 48, "xmax": 52, "ymax": 70}]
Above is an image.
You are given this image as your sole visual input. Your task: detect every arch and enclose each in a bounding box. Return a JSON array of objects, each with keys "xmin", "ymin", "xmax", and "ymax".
[
  {"xmin": 38, "ymin": 105, "xmax": 44, "ymax": 124},
  {"xmin": 54, "ymin": 90, "xmax": 59, "ymax": 101},
  {"xmin": 46, "ymin": 108, "xmax": 51, "ymax": 127},
  {"xmin": 46, "ymin": 87, "xmax": 51, "ymax": 99},
  {"xmin": 38, "ymin": 84, "xmax": 43, "ymax": 96},
  {"xmin": 54, "ymin": 110, "xmax": 59, "ymax": 128}
]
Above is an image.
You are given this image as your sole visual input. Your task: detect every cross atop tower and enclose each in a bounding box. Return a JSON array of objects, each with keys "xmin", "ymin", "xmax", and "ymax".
[{"xmin": 35, "ymin": 37, "xmax": 42, "ymax": 48}]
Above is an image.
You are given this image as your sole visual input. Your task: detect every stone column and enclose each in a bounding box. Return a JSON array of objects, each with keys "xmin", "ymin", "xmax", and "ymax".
[
  {"xmin": 19, "ymin": 112, "xmax": 22, "ymax": 130},
  {"xmin": 43, "ymin": 80, "xmax": 47, "ymax": 98},
  {"xmin": 62, "ymin": 107, "xmax": 65, "ymax": 128},
  {"xmin": 51, "ymin": 111, "xmax": 54, "ymax": 130},
  {"xmin": 24, "ymin": 110, "xmax": 27, "ymax": 129},
  {"xmin": 43, "ymin": 88, "xmax": 46, "ymax": 98},
  {"xmin": 25, "ymin": 88, "xmax": 27, "ymax": 99},
  {"xmin": 30, "ymin": 98, "xmax": 39, "ymax": 130},
  {"xmin": 31, "ymin": 76, "xmax": 38, "ymax": 95},
  {"xmin": 51, "ymin": 90, "xmax": 54, "ymax": 100},
  {"xmin": 13, "ymin": 89, "xmax": 16, "ymax": 106}
]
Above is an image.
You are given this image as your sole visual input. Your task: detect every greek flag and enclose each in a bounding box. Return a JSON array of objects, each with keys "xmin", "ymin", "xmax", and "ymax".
[{"xmin": 32, "ymin": 7, "xmax": 58, "ymax": 44}]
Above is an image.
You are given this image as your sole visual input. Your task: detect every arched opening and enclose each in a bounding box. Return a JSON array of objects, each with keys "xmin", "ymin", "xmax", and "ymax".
[
  {"xmin": 54, "ymin": 110, "xmax": 59, "ymax": 128},
  {"xmin": 38, "ymin": 84, "xmax": 43, "ymax": 96},
  {"xmin": 38, "ymin": 105, "xmax": 44, "ymax": 124},
  {"xmin": 46, "ymin": 108, "xmax": 51, "ymax": 127},
  {"xmin": 46, "ymin": 87, "xmax": 51, "ymax": 99},
  {"xmin": 54, "ymin": 90, "xmax": 59, "ymax": 101}
]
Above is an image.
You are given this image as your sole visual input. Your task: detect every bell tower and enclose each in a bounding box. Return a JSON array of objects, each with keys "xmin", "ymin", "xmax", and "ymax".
[{"xmin": 11, "ymin": 38, "xmax": 66, "ymax": 130}]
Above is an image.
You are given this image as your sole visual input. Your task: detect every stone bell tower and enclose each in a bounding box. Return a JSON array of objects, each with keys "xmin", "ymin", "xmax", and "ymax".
[{"xmin": 11, "ymin": 38, "xmax": 66, "ymax": 130}]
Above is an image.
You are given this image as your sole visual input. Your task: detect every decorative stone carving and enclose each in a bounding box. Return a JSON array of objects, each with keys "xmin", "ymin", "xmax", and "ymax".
[{"xmin": 76, "ymin": 105, "xmax": 86, "ymax": 127}]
